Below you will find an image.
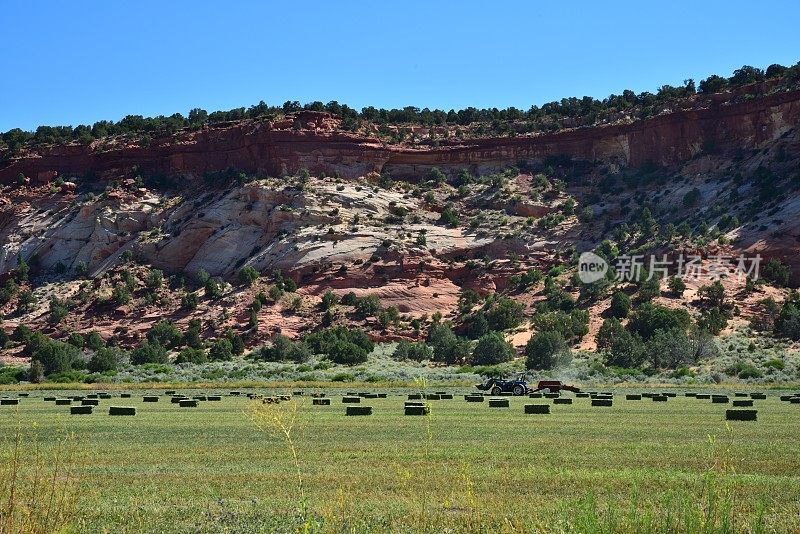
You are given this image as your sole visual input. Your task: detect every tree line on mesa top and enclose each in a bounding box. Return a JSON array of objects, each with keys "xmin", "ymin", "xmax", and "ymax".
[{"xmin": 2, "ymin": 62, "xmax": 799, "ymax": 156}]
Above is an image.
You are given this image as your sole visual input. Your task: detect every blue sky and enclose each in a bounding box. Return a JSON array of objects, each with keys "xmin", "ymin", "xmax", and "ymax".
[{"xmin": 2, "ymin": 0, "xmax": 798, "ymax": 131}]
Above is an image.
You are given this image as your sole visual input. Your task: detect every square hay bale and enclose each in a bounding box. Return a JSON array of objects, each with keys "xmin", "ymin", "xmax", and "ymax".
[
  {"xmin": 277, "ymin": 395, "xmax": 291, "ymax": 401},
  {"xmin": 576, "ymin": 393, "xmax": 590, "ymax": 398},
  {"xmin": 553, "ymin": 398, "xmax": 573, "ymax": 405},
  {"xmin": 342, "ymin": 396, "xmax": 361, "ymax": 403},
  {"xmin": 229, "ymin": 391, "xmax": 241, "ymax": 396},
  {"xmin": 408, "ymin": 394, "xmax": 422, "ymax": 400},
  {"xmin": 626, "ymin": 394, "xmax": 642, "ymax": 401},
  {"xmin": 528, "ymin": 393, "xmax": 543, "ymax": 398},
  {"xmin": 165, "ymin": 390, "xmax": 176, "ymax": 395},
  {"xmin": 696, "ymin": 394, "xmax": 711, "ymax": 400},
  {"xmin": 524, "ymin": 404, "xmax": 550, "ymax": 414},
  {"xmin": 179, "ymin": 399, "xmax": 199, "ymax": 408},
  {"xmin": 543, "ymin": 393, "xmax": 560, "ymax": 399},
  {"xmin": 313, "ymin": 398, "xmax": 331, "ymax": 406},
  {"xmin": 193, "ymin": 396, "xmax": 207, "ymax": 401},
  {"xmin": 790, "ymin": 397, "xmax": 800, "ymax": 404},
  {"xmin": 44, "ymin": 397, "xmax": 56, "ymax": 402},
  {"xmin": 465, "ymin": 395, "xmax": 484, "ymax": 402},
  {"xmin": 377, "ymin": 393, "xmax": 388, "ymax": 398},
  {"xmin": 71, "ymin": 396, "xmax": 85, "ymax": 401},
  {"xmin": 70, "ymin": 405, "xmax": 93, "ymax": 415},
  {"xmin": 750, "ymin": 393, "xmax": 766, "ymax": 400},
  {"xmin": 207, "ymin": 396, "xmax": 222, "ymax": 401},
  {"xmin": 99, "ymin": 394, "xmax": 112, "ymax": 399},
  {"xmin": 439, "ymin": 394, "xmax": 453, "ymax": 400},
  {"xmin": 591, "ymin": 399, "xmax": 613, "ymax": 407},
  {"xmin": 109, "ymin": 406, "xmax": 136, "ymax": 416},
  {"xmin": 488, "ymin": 398, "xmax": 510, "ymax": 408},
  {"xmin": 733, "ymin": 400, "xmax": 754, "ymax": 407},
  {"xmin": 18, "ymin": 393, "xmax": 29, "ymax": 397},
  {"xmin": 55, "ymin": 399, "xmax": 72, "ymax": 406},
  {"xmin": 81, "ymin": 399, "xmax": 100, "ymax": 406},
  {"xmin": 120, "ymin": 393, "xmax": 131, "ymax": 398},
  {"xmin": 685, "ymin": 392, "xmax": 697, "ymax": 397},
  {"xmin": 711, "ymin": 396, "xmax": 729, "ymax": 404},
  {"xmin": 405, "ymin": 405, "xmax": 430, "ymax": 416},
  {"xmin": 405, "ymin": 401, "xmax": 425, "ymax": 407},
  {"xmin": 734, "ymin": 392, "xmax": 748, "ymax": 397},
  {"xmin": 425, "ymin": 394, "xmax": 441, "ymax": 400},
  {"xmin": 346, "ymin": 406, "xmax": 372, "ymax": 416},
  {"xmin": 664, "ymin": 393, "xmax": 677, "ymax": 398},
  {"xmin": 170, "ymin": 397, "xmax": 185, "ymax": 404},
  {"xmin": 641, "ymin": 393, "xmax": 654, "ymax": 398},
  {"xmin": 1, "ymin": 399, "xmax": 20, "ymax": 406},
  {"xmin": 779, "ymin": 395, "xmax": 793, "ymax": 401},
  {"xmin": 653, "ymin": 395, "xmax": 668, "ymax": 402},
  {"xmin": 143, "ymin": 396, "xmax": 159, "ymax": 403},
  {"xmin": 726, "ymin": 409, "xmax": 757, "ymax": 421},
  {"xmin": 86, "ymin": 394, "xmax": 99, "ymax": 399},
  {"xmin": 292, "ymin": 391, "xmax": 303, "ymax": 396}
]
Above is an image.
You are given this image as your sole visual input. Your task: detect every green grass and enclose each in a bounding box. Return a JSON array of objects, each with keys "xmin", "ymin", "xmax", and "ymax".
[{"xmin": 1, "ymin": 389, "xmax": 799, "ymax": 532}]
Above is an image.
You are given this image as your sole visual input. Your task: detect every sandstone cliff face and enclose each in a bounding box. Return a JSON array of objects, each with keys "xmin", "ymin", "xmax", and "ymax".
[{"xmin": 2, "ymin": 89, "xmax": 799, "ymax": 185}]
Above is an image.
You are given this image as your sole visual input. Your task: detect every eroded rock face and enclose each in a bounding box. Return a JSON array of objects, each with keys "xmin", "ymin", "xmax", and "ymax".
[{"xmin": 2, "ymin": 88, "xmax": 799, "ymax": 185}]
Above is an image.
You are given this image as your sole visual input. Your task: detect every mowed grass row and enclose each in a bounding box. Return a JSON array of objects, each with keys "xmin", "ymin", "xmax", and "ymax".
[{"xmin": 1, "ymin": 390, "xmax": 799, "ymax": 532}]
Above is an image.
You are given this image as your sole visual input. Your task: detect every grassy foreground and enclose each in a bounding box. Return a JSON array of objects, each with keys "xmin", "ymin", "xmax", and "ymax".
[{"xmin": 1, "ymin": 388, "xmax": 799, "ymax": 533}]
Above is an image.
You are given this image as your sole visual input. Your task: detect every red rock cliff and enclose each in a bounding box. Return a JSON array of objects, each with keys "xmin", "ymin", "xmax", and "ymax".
[{"xmin": 2, "ymin": 89, "xmax": 799, "ymax": 184}]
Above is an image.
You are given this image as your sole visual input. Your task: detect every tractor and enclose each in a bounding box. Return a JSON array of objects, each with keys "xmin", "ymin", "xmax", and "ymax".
[
  {"xmin": 475, "ymin": 374, "xmax": 530, "ymax": 396},
  {"xmin": 475, "ymin": 376, "xmax": 581, "ymax": 396}
]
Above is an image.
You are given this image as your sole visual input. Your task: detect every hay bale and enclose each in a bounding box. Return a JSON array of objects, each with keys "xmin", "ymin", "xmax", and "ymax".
[
  {"xmin": 179, "ymin": 399, "xmax": 198, "ymax": 408},
  {"xmin": 553, "ymin": 398, "xmax": 573, "ymax": 405},
  {"xmin": 71, "ymin": 396, "xmax": 85, "ymax": 401},
  {"xmin": 207, "ymin": 396, "xmax": 222, "ymax": 401},
  {"xmin": 143, "ymin": 396, "xmax": 159, "ymax": 403},
  {"xmin": 70, "ymin": 405, "xmax": 93, "ymax": 415},
  {"xmin": 408, "ymin": 393, "xmax": 422, "ymax": 400},
  {"xmin": 18, "ymin": 393, "xmax": 29, "ymax": 397},
  {"xmin": 278, "ymin": 395, "xmax": 291, "ymax": 401},
  {"xmin": 641, "ymin": 393, "xmax": 654, "ymax": 398},
  {"xmin": 488, "ymin": 398, "xmax": 509, "ymax": 408},
  {"xmin": 86, "ymin": 394, "xmax": 99, "ymax": 399},
  {"xmin": 345, "ymin": 406, "xmax": 372, "ymax": 416},
  {"xmin": 81, "ymin": 399, "xmax": 100, "ymax": 406},
  {"xmin": 790, "ymin": 397, "xmax": 800, "ymax": 404},
  {"xmin": 99, "ymin": 394, "xmax": 112, "ymax": 399},
  {"xmin": 732, "ymin": 400, "xmax": 754, "ymax": 407},
  {"xmin": 652, "ymin": 395, "xmax": 668, "ymax": 402},
  {"xmin": 229, "ymin": 391, "xmax": 241, "ymax": 396},
  {"xmin": 0, "ymin": 399, "xmax": 20, "ymax": 406},
  {"xmin": 528, "ymin": 393, "xmax": 543, "ymax": 398},
  {"xmin": 780, "ymin": 395, "xmax": 793, "ymax": 401},
  {"xmin": 55, "ymin": 398, "xmax": 72, "ymax": 406},
  {"xmin": 120, "ymin": 393, "xmax": 131, "ymax": 398},
  {"xmin": 664, "ymin": 393, "xmax": 677, "ymax": 398},
  {"xmin": 405, "ymin": 405, "xmax": 430, "ymax": 416},
  {"xmin": 524, "ymin": 404, "xmax": 550, "ymax": 414},
  {"xmin": 165, "ymin": 390, "xmax": 176, "ymax": 395},
  {"xmin": 313, "ymin": 398, "xmax": 331, "ymax": 406},
  {"xmin": 591, "ymin": 399, "xmax": 613, "ymax": 407},
  {"xmin": 696, "ymin": 394, "xmax": 711, "ymax": 400},
  {"xmin": 711, "ymin": 396, "xmax": 729, "ymax": 404},
  {"xmin": 342, "ymin": 396, "xmax": 361, "ymax": 403},
  {"xmin": 109, "ymin": 406, "xmax": 136, "ymax": 416},
  {"xmin": 170, "ymin": 397, "xmax": 185, "ymax": 404},
  {"xmin": 464, "ymin": 395, "xmax": 484, "ymax": 402},
  {"xmin": 685, "ymin": 392, "xmax": 697, "ymax": 397},
  {"xmin": 193, "ymin": 396, "xmax": 207, "ymax": 401},
  {"xmin": 44, "ymin": 396, "xmax": 56, "ymax": 401},
  {"xmin": 439, "ymin": 394, "xmax": 453, "ymax": 399},
  {"xmin": 626, "ymin": 394, "xmax": 642, "ymax": 401},
  {"xmin": 425, "ymin": 394, "xmax": 441, "ymax": 400},
  {"xmin": 576, "ymin": 393, "xmax": 590, "ymax": 398},
  {"xmin": 543, "ymin": 393, "xmax": 560, "ymax": 399},
  {"xmin": 726, "ymin": 409, "xmax": 757, "ymax": 421},
  {"xmin": 734, "ymin": 392, "xmax": 748, "ymax": 397},
  {"xmin": 750, "ymin": 393, "xmax": 766, "ymax": 400},
  {"xmin": 292, "ymin": 391, "xmax": 303, "ymax": 396},
  {"xmin": 405, "ymin": 401, "xmax": 425, "ymax": 407},
  {"xmin": 378, "ymin": 393, "xmax": 388, "ymax": 398}
]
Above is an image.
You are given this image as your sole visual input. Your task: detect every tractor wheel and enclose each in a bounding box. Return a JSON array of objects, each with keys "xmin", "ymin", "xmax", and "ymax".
[
  {"xmin": 491, "ymin": 386, "xmax": 502, "ymax": 396},
  {"xmin": 513, "ymin": 385, "xmax": 525, "ymax": 396}
]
